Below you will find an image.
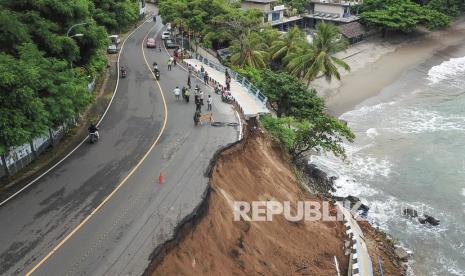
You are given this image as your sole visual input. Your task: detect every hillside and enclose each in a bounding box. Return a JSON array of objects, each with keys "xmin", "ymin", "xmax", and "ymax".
[{"xmin": 147, "ymin": 132, "xmax": 350, "ymax": 275}]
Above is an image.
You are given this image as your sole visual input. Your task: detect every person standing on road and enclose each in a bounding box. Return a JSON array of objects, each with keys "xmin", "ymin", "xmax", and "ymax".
[
  {"xmin": 174, "ymin": 86, "xmax": 181, "ymax": 100},
  {"xmin": 200, "ymin": 65, "xmax": 205, "ymax": 79},
  {"xmin": 207, "ymin": 95, "xmax": 212, "ymax": 111},
  {"xmin": 187, "ymin": 75, "xmax": 191, "ymax": 89},
  {"xmin": 184, "ymin": 88, "xmax": 190, "ymax": 103},
  {"xmin": 204, "ymin": 71, "xmax": 209, "ymax": 85},
  {"xmin": 199, "ymin": 89, "xmax": 204, "ymax": 106},
  {"xmin": 167, "ymin": 59, "xmax": 172, "ymax": 71},
  {"xmin": 195, "ymin": 96, "xmax": 202, "ymax": 112}
]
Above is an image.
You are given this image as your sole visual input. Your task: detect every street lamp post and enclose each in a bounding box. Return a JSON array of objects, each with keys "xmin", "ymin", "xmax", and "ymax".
[
  {"xmin": 66, "ymin": 22, "xmax": 89, "ymax": 69},
  {"xmin": 66, "ymin": 22, "xmax": 89, "ymax": 37}
]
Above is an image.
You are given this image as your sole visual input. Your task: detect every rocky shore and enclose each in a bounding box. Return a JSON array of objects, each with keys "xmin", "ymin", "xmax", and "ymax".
[{"xmin": 302, "ymin": 162, "xmax": 408, "ymax": 275}]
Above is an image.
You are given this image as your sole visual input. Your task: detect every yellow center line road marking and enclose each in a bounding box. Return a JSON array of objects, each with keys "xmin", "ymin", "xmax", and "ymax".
[{"xmin": 26, "ymin": 22, "xmax": 168, "ymax": 276}]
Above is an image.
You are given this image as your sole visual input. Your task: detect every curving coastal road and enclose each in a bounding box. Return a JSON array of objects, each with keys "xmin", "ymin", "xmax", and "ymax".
[{"xmin": 0, "ymin": 9, "xmax": 238, "ymax": 276}]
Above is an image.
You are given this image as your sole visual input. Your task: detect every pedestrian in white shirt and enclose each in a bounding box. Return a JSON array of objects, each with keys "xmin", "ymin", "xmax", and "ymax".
[
  {"xmin": 173, "ymin": 86, "xmax": 181, "ymax": 101},
  {"xmin": 207, "ymin": 95, "xmax": 212, "ymax": 111}
]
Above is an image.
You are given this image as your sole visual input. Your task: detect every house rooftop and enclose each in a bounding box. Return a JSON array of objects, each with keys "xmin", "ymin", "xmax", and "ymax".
[
  {"xmin": 338, "ymin": 22, "xmax": 366, "ymax": 38},
  {"xmin": 302, "ymin": 12, "xmax": 359, "ymax": 23}
]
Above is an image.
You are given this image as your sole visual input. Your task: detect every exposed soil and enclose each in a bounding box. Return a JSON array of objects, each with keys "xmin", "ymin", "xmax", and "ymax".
[{"xmin": 148, "ymin": 132, "xmax": 351, "ymax": 275}]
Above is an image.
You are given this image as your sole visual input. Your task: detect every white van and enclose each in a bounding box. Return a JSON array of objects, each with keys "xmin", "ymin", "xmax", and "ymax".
[
  {"xmin": 109, "ymin": 35, "xmax": 120, "ymax": 45},
  {"xmin": 161, "ymin": 31, "xmax": 171, "ymax": 40}
]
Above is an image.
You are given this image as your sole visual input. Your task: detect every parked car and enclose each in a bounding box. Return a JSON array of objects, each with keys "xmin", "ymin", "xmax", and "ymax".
[
  {"xmin": 165, "ymin": 39, "xmax": 178, "ymax": 49},
  {"xmin": 146, "ymin": 38, "xmax": 156, "ymax": 48},
  {"xmin": 166, "ymin": 23, "xmax": 172, "ymax": 31},
  {"xmin": 161, "ymin": 31, "xmax": 171, "ymax": 40},
  {"xmin": 107, "ymin": 44, "xmax": 119, "ymax": 54},
  {"xmin": 109, "ymin": 35, "xmax": 121, "ymax": 45}
]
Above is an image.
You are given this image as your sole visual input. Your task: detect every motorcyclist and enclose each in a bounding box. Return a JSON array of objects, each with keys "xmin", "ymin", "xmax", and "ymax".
[
  {"xmin": 88, "ymin": 123, "xmax": 99, "ymax": 140},
  {"xmin": 120, "ymin": 66, "xmax": 126, "ymax": 76}
]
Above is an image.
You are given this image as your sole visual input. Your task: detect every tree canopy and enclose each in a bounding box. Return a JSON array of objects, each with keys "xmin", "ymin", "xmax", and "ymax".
[
  {"xmin": 0, "ymin": 0, "xmax": 139, "ymax": 155},
  {"xmin": 361, "ymin": 0, "xmax": 451, "ymax": 35},
  {"xmin": 257, "ymin": 69, "xmax": 324, "ymax": 119},
  {"xmin": 285, "ymin": 23, "xmax": 350, "ymax": 84},
  {"xmin": 261, "ymin": 115, "xmax": 354, "ymax": 162}
]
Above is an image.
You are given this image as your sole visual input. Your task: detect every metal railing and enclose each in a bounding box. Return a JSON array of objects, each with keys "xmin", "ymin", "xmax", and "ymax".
[{"xmin": 192, "ymin": 53, "xmax": 268, "ymax": 105}]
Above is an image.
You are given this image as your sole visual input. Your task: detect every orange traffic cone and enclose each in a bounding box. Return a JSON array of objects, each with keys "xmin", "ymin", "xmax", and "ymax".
[{"xmin": 158, "ymin": 172, "xmax": 164, "ymax": 184}]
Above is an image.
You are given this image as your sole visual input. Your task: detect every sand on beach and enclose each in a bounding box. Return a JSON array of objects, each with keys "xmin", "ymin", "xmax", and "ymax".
[{"xmin": 315, "ymin": 19, "xmax": 465, "ymax": 117}]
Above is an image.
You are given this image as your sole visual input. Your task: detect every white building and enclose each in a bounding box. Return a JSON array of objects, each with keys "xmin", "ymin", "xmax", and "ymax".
[
  {"xmin": 241, "ymin": 0, "xmax": 303, "ymax": 31},
  {"xmin": 303, "ymin": 0, "xmax": 362, "ymax": 26}
]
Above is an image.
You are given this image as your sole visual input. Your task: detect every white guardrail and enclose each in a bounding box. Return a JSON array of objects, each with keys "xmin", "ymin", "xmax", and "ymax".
[
  {"xmin": 192, "ymin": 53, "xmax": 268, "ymax": 105},
  {"xmin": 337, "ymin": 203, "xmax": 374, "ymax": 276}
]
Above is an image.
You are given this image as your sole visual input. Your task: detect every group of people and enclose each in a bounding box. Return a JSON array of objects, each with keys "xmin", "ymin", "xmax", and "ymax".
[
  {"xmin": 200, "ymin": 66, "xmax": 210, "ymax": 85},
  {"xmin": 173, "ymin": 84, "xmax": 212, "ymax": 112}
]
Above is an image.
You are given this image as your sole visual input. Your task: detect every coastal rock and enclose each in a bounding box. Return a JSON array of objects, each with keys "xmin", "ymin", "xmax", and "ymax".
[
  {"xmin": 304, "ymin": 164, "xmax": 336, "ymax": 195},
  {"xmin": 418, "ymin": 214, "xmax": 440, "ymax": 226},
  {"xmin": 334, "ymin": 195, "xmax": 370, "ymax": 215},
  {"xmin": 402, "ymin": 208, "xmax": 418, "ymax": 218},
  {"xmin": 394, "ymin": 247, "xmax": 409, "ymax": 262}
]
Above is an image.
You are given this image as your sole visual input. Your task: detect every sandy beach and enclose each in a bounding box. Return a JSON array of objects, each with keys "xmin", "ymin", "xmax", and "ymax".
[{"xmin": 313, "ymin": 18, "xmax": 465, "ymax": 117}]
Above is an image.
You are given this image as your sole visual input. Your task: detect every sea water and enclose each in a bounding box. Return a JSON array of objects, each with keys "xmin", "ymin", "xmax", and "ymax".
[{"xmin": 310, "ymin": 45, "xmax": 465, "ymax": 275}]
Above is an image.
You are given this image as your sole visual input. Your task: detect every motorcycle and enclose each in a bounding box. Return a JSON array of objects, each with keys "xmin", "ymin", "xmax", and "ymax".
[
  {"xmin": 121, "ymin": 69, "xmax": 127, "ymax": 78},
  {"xmin": 222, "ymin": 93, "xmax": 234, "ymax": 104},
  {"xmin": 89, "ymin": 132, "xmax": 99, "ymax": 144},
  {"xmin": 155, "ymin": 70, "xmax": 160, "ymax": 80}
]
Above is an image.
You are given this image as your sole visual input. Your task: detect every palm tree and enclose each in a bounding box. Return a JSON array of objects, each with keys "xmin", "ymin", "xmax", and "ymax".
[
  {"xmin": 285, "ymin": 22, "xmax": 350, "ymax": 85},
  {"xmin": 230, "ymin": 31, "xmax": 269, "ymax": 69},
  {"xmin": 270, "ymin": 26, "xmax": 306, "ymax": 63}
]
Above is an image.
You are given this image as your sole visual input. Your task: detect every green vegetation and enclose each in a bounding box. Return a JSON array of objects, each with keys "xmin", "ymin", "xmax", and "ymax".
[
  {"xmin": 261, "ymin": 115, "xmax": 354, "ymax": 162},
  {"xmin": 361, "ymin": 0, "xmax": 451, "ymax": 36},
  {"xmin": 285, "ymin": 23, "xmax": 350, "ymax": 84},
  {"xmin": 0, "ymin": 0, "xmax": 140, "ymax": 155},
  {"xmin": 93, "ymin": 0, "xmax": 140, "ymax": 32},
  {"xmin": 270, "ymin": 26, "xmax": 306, "ymax": 64},
  {"xmin": 280, "ymin": 0, "xmax": 309, "ymax": 14},
  {"xmin": 257, "ymin": 69, "xmax": 324, "ymax": 119},
  {"xmin": 230, "ymin": 31, "xmax": 269, "ymax": 68},
  {"xmin": 157, "ymin": 0, "xmax": 354, "ymax": 160}
]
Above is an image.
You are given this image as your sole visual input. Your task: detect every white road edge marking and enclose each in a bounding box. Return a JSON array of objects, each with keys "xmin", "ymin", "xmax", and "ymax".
[
  {"xmin": 24, "ymin": 21, "xmax": 169, "ymax": 276},
  {"xmin": 0, "ymin": 22, "xmax": 143, "ymax": 207}
]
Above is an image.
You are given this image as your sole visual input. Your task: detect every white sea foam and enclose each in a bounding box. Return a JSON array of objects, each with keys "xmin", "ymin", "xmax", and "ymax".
[
  {"xmin": 340, "ymin": 101, "xmax": 396, "ymax": 121},
  {"xmin": 428, "ymin": 56, "xmax": 465, "ymax": 84},
  {"xmin": 366, "ymin": 128, "xmax": 379, "ymax": 139},
  {"xmin": 438, "ymin": 256, "xmax": 465, "ymax": 276},
  {"xmin": 388, "ymin": 108, "xmax": 465, "ymax": 134},
  {"xmin": 462, "ymin": 188, "xmax": 465, "ymax": 197}
]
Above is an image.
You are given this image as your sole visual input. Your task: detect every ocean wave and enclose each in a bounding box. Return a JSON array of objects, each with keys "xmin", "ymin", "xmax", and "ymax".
[
  {"xmin": 462, "ymin": 188, "xmax": 465, "ymax": 197},
  {"xmin": 427, "ymin": 56, "xmax": 465, "ymax": 84},
  {"xmin": 310, "ymin": 145, "xmax": 393, "ymax": 182},
  {"xmin": 387, "ymin": 108, "xmax": 465, "ymax": 134},
  {"xmin": 340, "ymin": 101, "xmax": 396, "ymax": 121},
  {"xmin": 438, "ymin": 256, "xmax": 465, "ymax": 276}
]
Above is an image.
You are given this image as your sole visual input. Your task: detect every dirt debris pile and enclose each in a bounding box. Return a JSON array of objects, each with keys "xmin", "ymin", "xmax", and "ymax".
[{"xmin": 148, "ymin": 133, "xmax": 350, "ymax": 275}]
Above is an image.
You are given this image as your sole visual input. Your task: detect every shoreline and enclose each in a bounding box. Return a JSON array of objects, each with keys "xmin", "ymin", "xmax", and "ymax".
[{"xmin": 315, "ymin": 18, "xmax": 465, "ymax": 117}]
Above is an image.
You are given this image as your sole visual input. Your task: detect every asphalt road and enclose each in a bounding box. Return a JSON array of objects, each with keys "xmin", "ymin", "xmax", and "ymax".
[{"xmin": 0, "ymin": 13, "xmax": 238, "ymax": 276}]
